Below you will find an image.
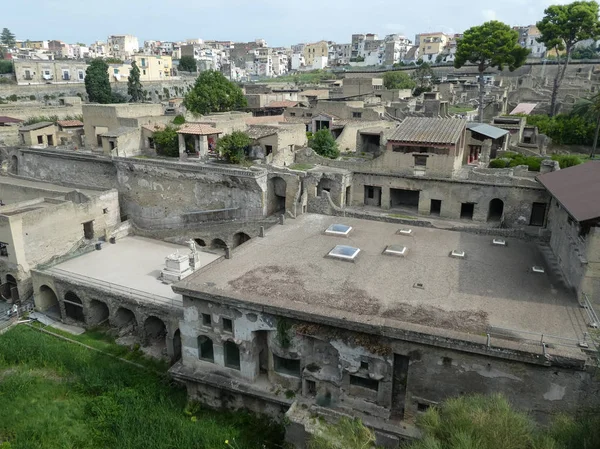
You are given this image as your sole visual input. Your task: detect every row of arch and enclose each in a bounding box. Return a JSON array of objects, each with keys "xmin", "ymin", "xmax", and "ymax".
[
  {"xmin": 39, "ymin": 285, "xmax": 180, "ymax": 361},
  {"xmin": 197, "ymin": 335, "xmax": 241, "ymax": 370},
  {"xmin": 193, "ymin": 232, "xmax": 251, "ymax": 250}
]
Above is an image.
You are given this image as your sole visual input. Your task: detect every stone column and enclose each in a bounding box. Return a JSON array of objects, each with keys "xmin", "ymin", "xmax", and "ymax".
[
  {"xmin": 381, "ymin": 187, "xmax": 391, "ymax": 210},
  {"xmin": 178, "ymin": 134, "xmax": 186, "ymax": 160},
  {"xmin": 480, "ymin": 140, "xmax": 492, "ymax": 166},
  {"xmin": 198, "ymin": 135, "xmax": 209, "ymax": 158}
]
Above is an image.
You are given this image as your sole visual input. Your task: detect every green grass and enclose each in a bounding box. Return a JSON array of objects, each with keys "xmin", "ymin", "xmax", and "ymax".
[
  {"xmin": 0, "ymin": 326, "xmax": 284, "ymax": 449},
  {"xmin": 289, "ymin": 163, "xmax": 314, "ymax": 171},
  {"xmin": 448, "ymin": 105, "xmax": 475, "ymax": 114}
]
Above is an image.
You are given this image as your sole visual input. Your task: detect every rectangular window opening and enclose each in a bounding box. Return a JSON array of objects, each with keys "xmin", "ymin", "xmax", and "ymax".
[
  {"xmin": 222, "ymin": 318, "xmax": 233, "ymax": 333},
  {"xmin": 273, "ymin": 354, "xmax": 301, "ymax": 377},
  {"xmin": 418, "ymin": 402, "xmax": 430, "ymax": 412},
  {"xmin": 305, "ymin": 379, "xmax": 317, "ymax": 396},
  {"xmin": 265, "ymin": 145, "xmax": 273, "ymax": 156},
  {"xmin": 350, "ymin": 374, "xmax": 379, "ymax": 391},
  {"xmin": 83, "ymin": 221, "xmax": 94, "ymax": 239},
  {"xmin": 360, "ymin": 361, "xmax": 369, "ymax": 371},
  {"xmin": 202, "ymin": 313, "xmax": 212, "ymax": 326}
]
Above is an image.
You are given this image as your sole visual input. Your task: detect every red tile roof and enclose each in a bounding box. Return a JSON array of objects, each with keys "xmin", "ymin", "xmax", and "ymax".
[
  {"xmin": 0, "ymin": 116, "xmax": 23, "ymax": 124},
  {"xmin": 56, "ymin": 120, "xmax": 84, "ymax": 127},
  {"xmin": 245, "ymin": 115, "xmax": 286, "ymax": 125},
  {"xmin": 266, "ymin": 100, "xmax": 298, "ymax": 108},
  {"xmin": 177, "ymin": 123, "xmax": 223, "ymax": 135}
]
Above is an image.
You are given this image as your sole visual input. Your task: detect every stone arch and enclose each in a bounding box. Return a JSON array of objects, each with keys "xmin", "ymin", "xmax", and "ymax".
[
  {"xmin": 88, "ymin": 299, "xmax": 110, "ymax": 325},
  {"xmin": 198, "ymin": 335, "xmax": 214, "ymax": 362},
  {"xmin": 268, "ymin": 176, "xmax": 287, "ymax": 215},
  {"xmin": 210, "ymin": 238, "xmax": 227, "ymax": 250},
  {"xmin": 224, "ymin": 340, "xmax": 241, "ymax": 370},
  {"xmin": 317, "ymin": 178, "xmax": 335, "ymax": 198},
  {"xmin": 37, "ymin": 285, "xmax": 59, "ymax": 317},
  {"xmin": 232, "ymin": 232, "xmax": 251, "ymax": 249},
  {"xmin": 194, "ymin": 238, "xmax": 206, "ymax": 247},
  {"xmin": 114, "ymin": 307, "xmax": 137, "ymax": 329},
  {"xmin": 144, "ymin": 315, "xmax": 167, "ymax": 348},
  {"xmin": 64, "ymin": 291, "xmax": 85, "ymax": 322},
  {"xmin": 10, "ymin": 155, "xmax": 18, "ymax": 175},
  {"xmin": 487, "ymin": 198, "xmax": 504, "ymax": 222}
]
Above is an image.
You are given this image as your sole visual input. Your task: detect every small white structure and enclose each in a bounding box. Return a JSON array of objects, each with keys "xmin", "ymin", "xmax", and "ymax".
[{"xmin": 161, "ymin": 250, "xmax": 192, "ymax": 283}]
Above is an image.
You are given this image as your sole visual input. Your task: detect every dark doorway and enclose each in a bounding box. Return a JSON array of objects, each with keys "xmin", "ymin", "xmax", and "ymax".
[
  {"xmin": 232, "ymin": 232, "xmax": 251, "ymax": 248},
  {"xmin": 144, "ymin": 316, "xmax": 167, "ymax": 345},
  {"xmin": 88, "ymin": 299, "xmax": 109, "ymax": 325},
  {"xmin": 530, "ymin": 202, "xmax": 547, "ymax": 227},
  {"xmin": 64, "ymin": 291, "xmax": 85, "ymax": 322},
  {"xmin": 430, "ymin": 199, "xmax": 442, "ymax": 216},
  {"xmin": 345, "ymin": 186, "xmax": 351, "ymax": 207},
  {"xmin": 198, "ymin": 335, "xmax": 214, "ymax": 362},
  {"xmin": 210, "ymin": 238, "xmax": 227, "ymax": 250},
  {"xmin": 10, "ymin": 155, "xmax": 18, "ymax": 175},
  {"xmin": 487, "ymin": 198, "xmax": 504, "ymax": 222},
  {"xmin": 173, "ymin": 329, "xmax": 182, "ymax": 361},
  {"xmin": 114, "ymin": 307, "xmax": 136, "ymax": 329},
  {"xmin": 47, "ymin": 135, "xmax": 54, "ymax": 146},
  {"xmin": 364, "ymin": 185, "xmax": 381, "ymax": 207},
  {"xmin": 390, "ymin": 188, "xmax": 420, "ymax": 212},
  {"xmin": 38, "ymin": 285, "xmax": 60, "ymax": 318},
  {"xmin": 224, "ymin": 340, "xmax": 241, "ymax": 370},
  {"xmin": 268, "ymin": 177, "xmax": 287, "ymax": 215},
  {"xmin": 5, "ymin": 274, "xmax": 17, "ymax": 300},
  {"xmin": 83, "ymin": 221, "xmax": 94, "ymax": 239},
  {"xmin": 254, "ymin": 330, "xmax": 269, "ymax": 375},
  {"xmin": 317, "ymin": 178, "xmax": 334, "ymax": 198},
  {"xmin": 461, "ymin": 203, "xmax": 475, "ymax": 220},
  {"xmin": 391, "ymin": 354, "xmax": 410, "ymax": 420},
  {"xmin": 194, "ymin": 238, "xmax": 206, "ymax": 247},
  {"xmin": 37, "ymin": 135, "xmax": 44, "ymax": 144}
]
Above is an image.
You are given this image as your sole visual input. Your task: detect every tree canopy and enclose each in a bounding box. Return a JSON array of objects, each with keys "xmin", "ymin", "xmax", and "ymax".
[
  {"xmin": 153, "ymin": 126, "xmax": 179, "ymax": 157},
  {"xmin": 0, "ymin": 28, "xmax": 16, "ymax": 49},
  {"xmin": 537, "ymin": 1, "xmax": 600, "ymax": 115},
  {"xmin": 178, "ymin": 56, "xmax": 197, "ymax": 73},
  {"xmin": 183, "ymin": 70, "xmax": 247, "ymax": 116},
  {"xmin": 309, "ymin": 129, "xmax": 340, "ymax": 159},
  {"xmin": 127, "ymin": 60, "xmax": 144, "ymax": 102},
  {"xmin": 412, "ymin": 62, "xmax": 437, "ymax": 96},
  {"xmin": 383, "ymin": 71, "xmax": 416, "ymax": 90},
  {"xmin": 455, "ymin": 21, "xmax": 529, "ymax": 122},
  {"xmin": 85, "ymin": 59, "xmax": 112, "ymax": 104},
  {"xmin": 216, "ymin": 131, "xmax": 252, "ymax": 164}
]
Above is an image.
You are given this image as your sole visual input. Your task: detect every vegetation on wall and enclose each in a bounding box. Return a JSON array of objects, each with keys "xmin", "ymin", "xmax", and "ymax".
[
  {"xmin": 0, "ymin": 60, "xmax": 13, "ymax": 74},
  {"xmin": 153, "ymin": 125, "xmax": 179, "ymax": 157},
  {"xmin": 183, "ymin": 70, "xmax": 247, "ymax": 115},
  {"xmin": 216, "ymin": 131, "xmax": 252, "ymax": 164},
  {"xmin": 276, "ymin": 318, "xmax": 292, "ymax": 348},
  {"xmin": 489, "ymin": 152, "xmax": 583, "ymax": 171},
  {"xmin": 309, "ymin": 129, "xmax": 340, "ymax": 159},
  {"xmin": 22, "ymin": 114, "xmax": 83, "ymax": 126}
]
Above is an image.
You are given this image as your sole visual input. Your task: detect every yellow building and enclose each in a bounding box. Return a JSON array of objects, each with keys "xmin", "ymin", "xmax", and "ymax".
[
  {"xmin": 15, "ymin": 40, "xmax": 48, "ymax": 50},
  {"xmin": 108, "ymin": 55, "xmax": 172, "ymax": 82},
  {"xmin": 303, "ymin": 41, "xmax": 329, "ymax": 67},
  {"xmin": 418, "ymin": 32, "xmax": 449, "ymax": 56}
]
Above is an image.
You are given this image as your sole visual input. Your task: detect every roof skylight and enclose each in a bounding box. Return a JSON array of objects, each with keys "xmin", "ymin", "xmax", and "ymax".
[
  {"xmin": 383, "ymin": 245, "xmax": 408, "ymax": 257},
  {"xmin": 325, "ymin": 224, "xmax": 353, "ymax": 236},
  {"xmin": 327, "ymin": 245, "xmax": 360, "ymax": 262}
]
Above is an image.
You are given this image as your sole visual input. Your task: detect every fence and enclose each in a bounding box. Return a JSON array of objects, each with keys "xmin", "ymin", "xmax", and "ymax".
[
  {"xmin": 486, "ymin": 325, "xmax": 597, "ymax": 354},
  {"xmin": 581, "ymin": 293, "xmax": 600, "ymax": 330},
  {"xmin": 44, "ymin": 267, "xmax": 182, "ymax": 309}
]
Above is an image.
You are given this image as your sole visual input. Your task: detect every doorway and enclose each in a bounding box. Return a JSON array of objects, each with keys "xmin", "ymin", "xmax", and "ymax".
[
  {"xmin": 345, "ymin": 186, "xmax": 351, "ymax": 206},
  {"xmin": 391, "ymin": 354, "xmax": 410, "ymax": 420},
  {"xmin": 530, "ymin": 202, "xmax": 547, "ymax": 227},
  {"xmin": 430, "ymin": 199, "xmax": 442, "ymax": 216},
  {"xmin": 487, "ymin": 198, "xmax": 504, "ymax": 222},
  {"xmin": 390, "ymin": 188, "xmax": 420, "ymax": 212},
  {"xmin": 364, "ymin": 185, "xmax": 381, "ymax": 207},
  {"xmin": 83, "ymin": 221, "xmax": 94, "ymax": 239},
  {"xmin": 461, "ymin": 203, "xmax": 475, "ymax": 220}
]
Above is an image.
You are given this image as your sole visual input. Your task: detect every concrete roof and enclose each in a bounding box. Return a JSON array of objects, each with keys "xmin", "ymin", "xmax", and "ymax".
[
  {"xmin": 176, "ymin": 214, "xmax": 587, "ymax": 342},
  {"xmin": 101, "ymin": 127, "xmax": 137, "ymax": 138},
  {"xmin": 266, "ymin": 100, "xmax": 299, "ymax": 108},
  {"xmin": 19, "ymin": 121, "xmax": 54, "ymax": 132},
  {"xmin": 388, "ymin": 117, "xmax": 466, "ymax": 145},
  {"xmin": 177, "ymin": 123, "xmax": 223, "ymax": 135},
  {"xmin": 537, "ymin": 161, "xmax": 600, "ymax": 222}
]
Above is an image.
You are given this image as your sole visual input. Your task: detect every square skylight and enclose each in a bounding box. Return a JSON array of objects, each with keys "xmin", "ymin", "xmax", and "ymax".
[
  {"xmin": 383, "ymin": 245, "xmax": 408, "ymax": 257},
  {"xmin": 492, "ymin": 238, "xmax": 507, "ymax": 246},
  {"xmin": 325, "ymin": 224, "xmax": 353, "ymax": 236},
  {"xmin": 327, "ymin": 245, "xmax": 360, "ymax": 262},
  {"xmin": 532, "ymin": 266, "xmax": 545, "ymax": 273},
  {"xmin": 397, "ymin": 228, "xmax": 413, "ymax": 235},
  {"xmin": 450, "ymin": 250, "xmax": 465, "ymax": 259}
]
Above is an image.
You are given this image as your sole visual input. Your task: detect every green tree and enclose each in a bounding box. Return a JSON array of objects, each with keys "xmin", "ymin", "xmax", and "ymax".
[
  {"xmin": 383, "ymin": 71, "xmax": 416, "ymax": 90},
  {"xmin": 183, "ymin": 70, "xmax": 247, "ymax": 116},
  {"xmin": 412, "ymin": 62, "xmax": 437, "ymax": 96},
  {"xmin": 216, "ymin": 131, "xmax": 251, "ymax": 164},
  {"xmin": 571, "ymin": 43, "xmax": 600, "ymax": 59},
  {"xmin": 0, "ymin": 60, "xmax": 13, "ymax": 74},
  {"xmin": 127, "ymin": 60, "xmax": 143, "ymax": 102},
  {"xmin": 454, "ymin": 21, "xmax": 529, "ymax": 123},
  {"xmin": 307, "ymin": 417, "xmax": 375, "ymax": 449},
  {"xmin": 85, "ymin": 59, "xmax": 112, "ymax": 104},
  {"xmin": 537, "ymin": 1, "xmax": 600, "ymax": 116},
  {"xmin": 0, "ymin": 28, "xmax": 16, "ymax": 49},
  {"xmin": 104, "ymin": 57, "xmax": 123, "ymax": 64},
  {"xmin": 571, "ymin": 92, "xmax": 600, "ymax": 157},
  {"xmin": 153, "ymin": 126, "xmax": 179, "ymax": 157},
  {"xmin": 310, "ymin": 129, "xmax": 340, "ymax": 159},
  {"xmin": 178, "ymin": 55, "xmax": 197, "ymax": 73}
]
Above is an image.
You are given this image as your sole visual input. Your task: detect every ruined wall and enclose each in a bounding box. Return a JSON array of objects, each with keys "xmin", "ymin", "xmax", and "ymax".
[
  {"xmin": 0, "ymin": 127, "xmax": 19, "ymax": 146},
  {"xmin": 0, "ymin": 104, "xmax": 83, "ymax": 121}
]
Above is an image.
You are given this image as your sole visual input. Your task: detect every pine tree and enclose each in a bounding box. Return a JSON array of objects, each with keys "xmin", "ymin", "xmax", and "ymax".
[
  {"xmin": 127, "ymin": 61, "xmax": 144, "ymax": 102},
  {"xmin": 0, "ymin": 28, "xmax": 16, "ymax": 49}
]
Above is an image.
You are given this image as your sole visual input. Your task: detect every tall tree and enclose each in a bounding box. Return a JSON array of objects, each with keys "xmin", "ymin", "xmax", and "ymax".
[
  {"xmin": 0, "ymin": 28, "xmax": 16, "ymax": 49},
  {"xmin": 412, "ymin": 62, "xmax": 437, "ymax": 96},
  {"xmin": 537, "ymin": 1, "xmax": 600, "ymax": 116},
  {"xmin": 454, "ymin": 21, "xmax": 529, "ymax": 123},
  {"xmin": 85, "ymin": 58, "xmax": 112, "ymax": 104},
  {"xmin": 183, "ymin": 70, "xmax": 247, "ymax": 115},
  {"xmin": 178, "ymin": 55, "xmax": 197, "ymax": 73},
  {"xmin": 127, "ymin": 60, "xmax": 143, "ymax": 102}
]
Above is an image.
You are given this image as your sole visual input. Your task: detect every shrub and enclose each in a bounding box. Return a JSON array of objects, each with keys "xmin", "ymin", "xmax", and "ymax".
[
  {"xmin": 153, "ymin": 126, "xmax": 179, "ymax": 157},
  {"xmin": 173, "ymin": 114, "xmax": 186, "ymax": 125},
  {"xmin": 551, "ymin": 154, "xmax": 583, "ymax": 169},
  {"xmin": 489, "ymin": 159, "xmax": 508, "ymax": 168},
  {"xmin": 29, "ymin": 95, "xmax": 35, "ymax": 100},
  {"xmin": 527, "ymin": 114, "xmax": 595, "ymax": 146},
  {"xmin": 8, "ymin": 94, "xmax": 17, "ymax": 102},
  {"xmin": 216, "ymin": 131, "xmax": 252, "ymax": 164},
  {"xmin": 309, "ymin": 129, "xmax": 339, "ymax": 159}
]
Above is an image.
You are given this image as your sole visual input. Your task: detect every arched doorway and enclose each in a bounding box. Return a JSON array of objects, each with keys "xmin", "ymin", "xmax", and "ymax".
[
  {"xmin": 144, "ymin": 316, "xmax": 167, "ymax": 356},
  {"xmin": 194, "ymin": 238, "xmax": 206, "ymax": 247},
  {"xmin": 114, "ymin": 307, "xmax": 137, "ymax": 329},
  {"xmin": 487, "ymin": 198, "xmax": 504, "ymax": 222},
  {"xmin": 88, "ymin": 299, "xmax": 109, "ymax": 325},
  {"xmin": 38, "ymin": 285, "xmax": 60, "ymax": 318},
  {"xmin": 317, "ymin": 178, "xmax": 334, "ymax": 198},
  {"xmin": 10, "ymin": 155, "xmax": 18, "ymax": 175},
  {"xmin": 64, "ymin": 291, "xmax": 85, "ymax": 322},
  {"xmin": 268, "ymin": 177, "xmax": 287, "ymax": 215},
  {"xmin": 198, "ymin": 335, "xmax": 214, "ymax": 362},
  {"xmin": 4, "ymin": 274, "xmax": 17, "ymax": 300},
  {"xmin": 210, "ymin": 238, "xmax": 227, "ymax": 250},
  {"xmin": 232, "ymin": 232, "xmax": 250, "ymax": 248}
]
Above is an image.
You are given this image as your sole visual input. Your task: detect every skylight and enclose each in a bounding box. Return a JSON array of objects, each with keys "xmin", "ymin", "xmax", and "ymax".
[
  {"xmin": 327, "ymin": 245, "xmax": 360, "ymax": 262},
  {"xmin": 397, "ymin": 228, "xmax": 413, "ymax": 235},
  {"xmin": 325, "ymin": 224, "xmax": 352, "ymax": 236},
  {"xmin": 383, "ymin": 245, "xmax": 408, "ymax": 257},
  {"xmin": 492, "ymin": 238, "xmax": 507, "ymax": 246},
  {"xmin": 450, "ymin": 250, "xmax": 465, "ymax": 259}
]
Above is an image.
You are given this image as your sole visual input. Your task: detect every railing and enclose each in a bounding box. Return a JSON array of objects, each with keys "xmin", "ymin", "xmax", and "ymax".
[
  {"xmin": 486, "ymin": 325, "xmax": 597, "ymax": 353},
  {"xmin": 44, "ymin": 267, "xmax": 182, "ymax": 309},
  {"xmin": 581, "ymin": 293, "xmax": 600, "ymax": 330}
]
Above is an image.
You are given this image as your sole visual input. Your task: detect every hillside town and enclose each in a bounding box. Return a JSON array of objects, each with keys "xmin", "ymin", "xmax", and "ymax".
[{"xmin": 0, "ymin": 1, "xmax": 600, "ymax": 449}]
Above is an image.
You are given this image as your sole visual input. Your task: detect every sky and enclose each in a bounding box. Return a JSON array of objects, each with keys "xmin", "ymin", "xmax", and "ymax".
[{"xmin": 6, "ymin": 0, "xmax": 571, "ymax": 47}]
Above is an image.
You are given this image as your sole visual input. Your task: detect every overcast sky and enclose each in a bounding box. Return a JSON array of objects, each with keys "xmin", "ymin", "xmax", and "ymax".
[{"xmin": 6, "ymin": 0, "xmax": 570, "ymax": 47}]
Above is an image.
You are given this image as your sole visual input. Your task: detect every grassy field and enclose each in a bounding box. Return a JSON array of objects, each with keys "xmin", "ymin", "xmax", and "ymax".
[{"xmin": 0, "ymin": 326, "xmax": 284, "ymax": 449}]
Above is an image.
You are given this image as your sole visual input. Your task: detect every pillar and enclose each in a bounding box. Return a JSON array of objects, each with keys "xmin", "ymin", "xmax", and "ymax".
[
  {"xmin": 381, "ymin": 187, "xmax": 391, "ymax": 210},
  {"xmin": 178, "ymin": 134, "xmax": 186, "ymax": 160},
  {"xmin": 198, "ymin": 135, "xmax": 209, "ymax": 158}
]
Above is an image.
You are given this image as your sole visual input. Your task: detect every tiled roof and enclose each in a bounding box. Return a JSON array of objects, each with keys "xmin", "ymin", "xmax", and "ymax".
[
  {"xmin": 177, "ymin": 123, "xmax": 223, "ymax": 135},
  {"xmin": 246, "ymin": 125, "xmax": 278, "ymax": 139},
  {"xmin": 56, "ymin": 120, "xmax": 84, "ymax": 127},
  {"xmin": 388, "ymin": 117, "xmax": 466, "ymax": 145},
  {"xmin": 266, "ymin": 100, "xmax": 298, "ymax": 108},
  {"xmin": 245, "ymin": 115, "xmax": 286, "ymax": 125},
  {"xmin": 0, "ymin": 116, "xmax": 23, "ymax": 124}
]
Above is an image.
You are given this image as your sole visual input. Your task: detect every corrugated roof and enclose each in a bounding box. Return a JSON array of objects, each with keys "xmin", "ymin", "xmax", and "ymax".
[
  {"xmin": 510, "ymin": 103, "xmax": 537, "ymax": 115},
  {"xmin": 537, "ymin": 161, "xmax": 600, "ymax": 222},
  {"xmin": 0, "ymin": 116, "xmax": 23, "ymax": 124},
  {"xmin": 388, "ymin": 117, "xmax": 466, "ymax": 144},
  {"xmin": 56, "ymin": 120, "xmax": 84, "ymax": 127},
  {"xmin": 266, "ymin": 100, "xmax": 298, "ymax": 108},
  {"xmin": 19, "ymin": 121, "xmax": 54, "ymax": 132},
  {"xmin": 177, "ymin": 123, "xmax": 223, "ymax": 135},
  {"xmin": 467, "ymin": 123, "xmax": 509, "ymax": 140},
  {"xmin": 246, "ymin": 125, "xmax": 278, "ymax": 139}
]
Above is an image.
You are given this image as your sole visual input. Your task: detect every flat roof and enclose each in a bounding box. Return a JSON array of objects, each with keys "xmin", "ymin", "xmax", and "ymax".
[
  {"xmin": 177, "ymin": 215, "xmax": 587, "ymax": 343},
  {"xmin": 48, "ymin": 236, "xmax": 221, "ymax": 305}
]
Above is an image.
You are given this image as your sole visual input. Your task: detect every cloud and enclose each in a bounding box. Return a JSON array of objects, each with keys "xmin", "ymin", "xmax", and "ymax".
[{"xmin": 482, "ymin": 9, "xmax": 497, "ymax": 21}]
